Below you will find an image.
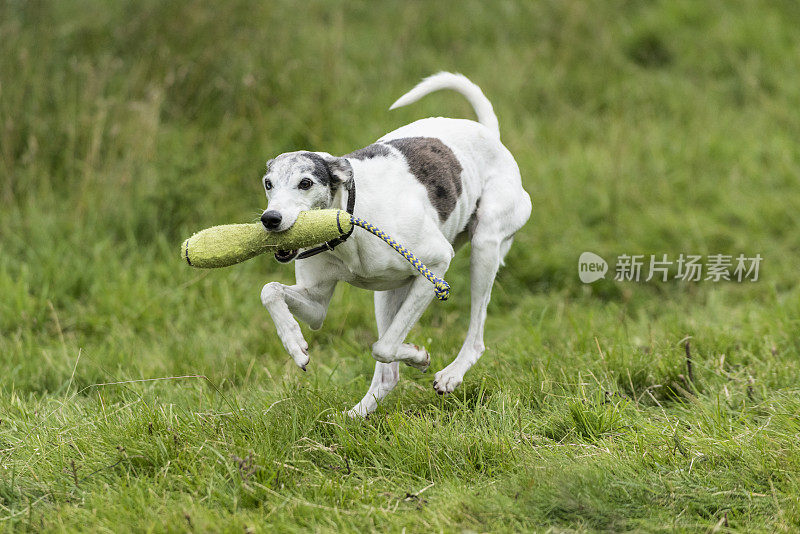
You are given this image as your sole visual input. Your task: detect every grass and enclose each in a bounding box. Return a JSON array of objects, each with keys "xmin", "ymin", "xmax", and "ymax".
[{"xmin": 2, "ymin": 0, "xmax": 800, "ymax": 531}]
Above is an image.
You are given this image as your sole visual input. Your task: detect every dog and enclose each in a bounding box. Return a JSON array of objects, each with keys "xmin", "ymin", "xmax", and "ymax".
[{"xmin": 259, "ymin": 72, "xmax": 532, "ymax": 417}]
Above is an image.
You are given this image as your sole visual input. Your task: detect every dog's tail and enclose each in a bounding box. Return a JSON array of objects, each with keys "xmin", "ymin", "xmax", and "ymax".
[{"xmin": 389, "ymin": 72, "xmax": 500, "ymax": 139}]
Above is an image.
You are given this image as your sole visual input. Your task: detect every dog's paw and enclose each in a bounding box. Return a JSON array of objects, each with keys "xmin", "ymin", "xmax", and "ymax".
[
  {"xmin": 433, "ymin": 364, "xmax": 464, "ymax": 395},
  {"xmin": 276, "ymin": 321, "xmax": 310, "ymax": 370},
  {"xmin": 399, "ymin": 343, "xmax": 430, "ymax": 372},
  {"xmin": 344, "ymin": 404, "xmax": 370, "ymax": 419}
]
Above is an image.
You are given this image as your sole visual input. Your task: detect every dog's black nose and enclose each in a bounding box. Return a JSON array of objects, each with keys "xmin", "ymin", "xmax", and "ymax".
[{"xmin": 261, "ymin": 210, "xmax": 282, "ymax": 230}]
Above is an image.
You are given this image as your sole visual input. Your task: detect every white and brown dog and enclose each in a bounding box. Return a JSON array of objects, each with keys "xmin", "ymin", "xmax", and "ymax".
[{"xmin": 259, "ymin": 72, "xmax": 531, "ymax": 417}]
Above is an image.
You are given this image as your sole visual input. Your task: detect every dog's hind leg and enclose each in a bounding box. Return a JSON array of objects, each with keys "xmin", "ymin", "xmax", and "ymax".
[
  {"xmin": 347, "ymin": 361, "xmax": 399, "ymax": 418},
  {"xmin": 433, "ymin": 174, "xmax": 531, "ymax": 395},
  {"xmin": 433, "ymin": 234, "xmax": 507, "ymax": 394},
  {"xmin": 347, "ymin": 285, "xmax": 411, "ymax": 417}
]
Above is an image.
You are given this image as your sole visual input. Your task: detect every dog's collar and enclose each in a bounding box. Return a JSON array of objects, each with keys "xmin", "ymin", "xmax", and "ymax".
[{"xmin": 293, "ymin": 179, "xmax": 356, "ymax": 261}]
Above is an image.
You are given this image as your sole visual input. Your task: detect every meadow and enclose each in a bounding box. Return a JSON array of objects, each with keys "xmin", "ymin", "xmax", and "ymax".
[{"xmin": 1, "ymin": 0, "xmax": 799, "ymax": 531}]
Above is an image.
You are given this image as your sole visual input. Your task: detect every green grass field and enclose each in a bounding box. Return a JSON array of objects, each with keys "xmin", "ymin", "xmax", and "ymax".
[{"xmin": 2, "ymin": 1, "xmax": 800, "ymax": 531}]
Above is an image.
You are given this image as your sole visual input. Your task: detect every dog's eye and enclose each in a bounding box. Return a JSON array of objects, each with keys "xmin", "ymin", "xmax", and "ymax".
[
  {"xmin": 264, "ymin": 179, "xmax": 272, "ymax": 191},
  {"xmin": 298, "ymin": 178, "xmax": 313, "ymax": 190}
]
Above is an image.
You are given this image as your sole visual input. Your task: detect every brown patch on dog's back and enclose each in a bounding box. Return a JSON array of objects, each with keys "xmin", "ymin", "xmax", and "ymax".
[{"xmin": 386, "ymin": 137, "xmax": 463, "ymax": 222}]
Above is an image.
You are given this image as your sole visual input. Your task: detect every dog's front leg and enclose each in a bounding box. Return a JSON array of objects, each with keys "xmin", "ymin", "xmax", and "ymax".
[
  {"xmin": 260, "ymin": 281, "xmax": 335, "ymax": 370},
  {"xmin": 370, "ymin": 266, "xmax": 447, "ymax": 371}
]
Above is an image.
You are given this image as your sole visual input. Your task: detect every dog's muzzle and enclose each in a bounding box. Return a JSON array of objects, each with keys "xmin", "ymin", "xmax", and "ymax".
[{"xmin": 274, "ymin": 249, "xmax": 299, "ymax": 263}]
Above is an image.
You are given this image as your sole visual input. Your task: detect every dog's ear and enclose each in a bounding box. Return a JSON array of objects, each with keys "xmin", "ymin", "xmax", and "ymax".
[
  {"xmin": 326, "ymin": 158, "xmax": 353, "ymax": 185},
  {"xmin": 315, "ymin": 152, "xmax": 353, "ymax": 186}
]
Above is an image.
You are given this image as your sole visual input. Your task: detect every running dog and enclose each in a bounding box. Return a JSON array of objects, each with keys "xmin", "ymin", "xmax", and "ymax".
[{"xmin": 259, "ymin": 72, "xmax": 532, "ymax": 417}]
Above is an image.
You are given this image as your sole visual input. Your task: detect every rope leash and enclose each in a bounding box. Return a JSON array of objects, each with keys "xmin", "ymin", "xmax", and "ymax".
[{"xmin": 350, "ymin": 215, "xmax": 450, "ymax": 301}]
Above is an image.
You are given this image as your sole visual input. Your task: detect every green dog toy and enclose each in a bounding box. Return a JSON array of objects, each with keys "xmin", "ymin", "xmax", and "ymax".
[
  {"xmin": 182, "ymin": 209, "xmax": 351, "ymax": 268},
  {"xmin": 182, "ymin": 209, "xmax": 450, "ymax": 300}
]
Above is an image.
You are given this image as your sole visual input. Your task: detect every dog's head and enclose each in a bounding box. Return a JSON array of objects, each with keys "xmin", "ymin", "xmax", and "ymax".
[{"xmin": 261, "ymin": 151, "xmax": 353, "ymax": 233}]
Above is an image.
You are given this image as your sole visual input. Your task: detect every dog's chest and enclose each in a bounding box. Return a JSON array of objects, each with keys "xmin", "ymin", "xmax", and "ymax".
[{"xmin": 326, "ymin": 234, "xmax": 417, "ymax": 288}]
